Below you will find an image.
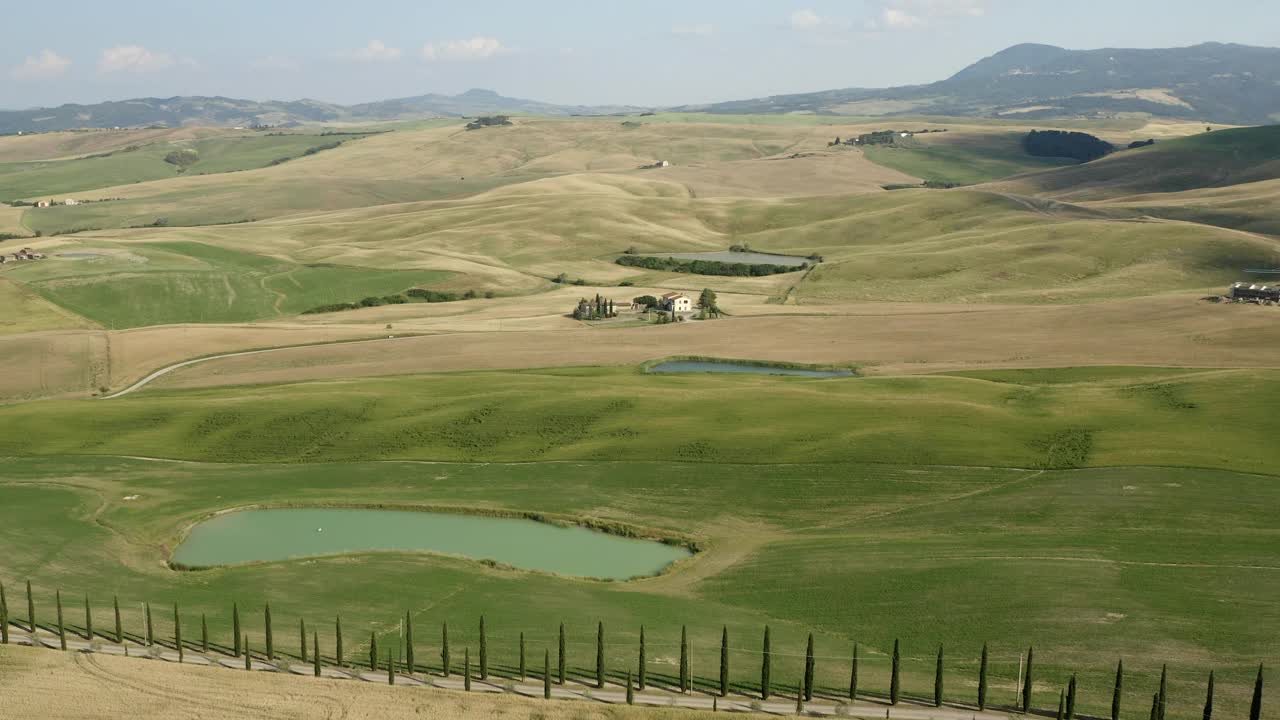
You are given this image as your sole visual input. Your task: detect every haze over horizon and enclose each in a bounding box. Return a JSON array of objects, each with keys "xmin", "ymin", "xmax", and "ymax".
[{"xmin": 3, "ymin": 0, "xmax": 1278, "ymax": 110}]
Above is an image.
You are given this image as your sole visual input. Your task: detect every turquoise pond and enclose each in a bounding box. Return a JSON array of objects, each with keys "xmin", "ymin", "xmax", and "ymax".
[
  {"xmin": 646, "ymin": 361, "xmax": 853, "ymax": 378},
  {"xmin": 172, "ymin": 508, "xmax": 692, "ymax": 579}
]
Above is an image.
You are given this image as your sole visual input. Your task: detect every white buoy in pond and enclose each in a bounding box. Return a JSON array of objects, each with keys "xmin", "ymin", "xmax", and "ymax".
[{"xmin": 317, "ymin": 528, "xmax": 323, "ymax": 533}]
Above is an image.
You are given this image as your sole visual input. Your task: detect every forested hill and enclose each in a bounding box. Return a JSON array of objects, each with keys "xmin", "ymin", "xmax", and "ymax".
[{"xmin": 683, "ymin": 43, "xmax": 1280, "ymax": 125}]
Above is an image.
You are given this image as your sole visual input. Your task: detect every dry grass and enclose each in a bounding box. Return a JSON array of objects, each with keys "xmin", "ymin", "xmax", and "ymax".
[
  {"xmin": 0, "ymin": 277, "xmax": 96, "ymax": 335},
  {"xmin": 0, "ymin": 644, "xmax": 720, "ymax": 720},
  {"xmin": 0, "ymin": 205, "xmax": 30, "ymax": 235},
  {"xmin": 0, "ymin": 127, "xmax": 230, "ymax": 163}
]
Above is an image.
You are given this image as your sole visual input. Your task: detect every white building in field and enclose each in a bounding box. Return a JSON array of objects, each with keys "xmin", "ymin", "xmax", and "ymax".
[{"xmin": 660, "ymin": 292, "xmax": 693, "ymax": 313}]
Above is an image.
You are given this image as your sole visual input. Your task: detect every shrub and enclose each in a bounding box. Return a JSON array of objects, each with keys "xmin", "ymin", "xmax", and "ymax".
[
  {"xmin": 1023, "ymin": 130, "xmax": 1113, "ymax": 162},
  {"xmin": 164, "ymin": 148, "xmax": 200, "ymax": 170},
  {"xmin": 616, "ymin": 254, "xmax": 800, "ymax": 277}
]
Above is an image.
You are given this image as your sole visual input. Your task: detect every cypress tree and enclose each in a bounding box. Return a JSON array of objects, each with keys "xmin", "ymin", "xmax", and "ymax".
[
  {"xmin": 558, "ymin": 623, "xmax": 566, "ymax": 685},
  {"xmin": 627, "ymin": 670, "xmax": 634, "ymax": 705},
  {"xmin": 544, "ymin": 649, "xmax": 551, "ymax": 699},
  {"xmin": 113, "ymin": 596, "xmax": 122, "ymax": 644},
  {"xmin": 174, "ymin": 603, "xmax": 183, "ymax": 663},
  {"xmin": 796, "ymin": 674, "xmax": 805, "ymax": 715},
  {"xmin": 0, "ymin": 581, "xmax": 8, "ymax": 645},
  {"xmin": 596, "ymin": 621, "xmax": 605, "ymax": 689},
  {"xmin": 232, "ymin": 603, "xmax": 241, "ymax": 657},
  {"xmin": 388, "ymin": 649, "xmax": 394, "ymax": 685},
  {"xmin": 369, "ymin": 632, "xmax": 378, "ymax": 672},
  {"xmin": 336, "ymin": 615, "xmax": 344, "ymax": 668},
  {"xmin": 761, "ymin": 626, "xmax": 772, "ymax": 700},
  {"xmin": 978, "ymin": 643, "xmax": 989, "ymax": 711},
  {"xmin": 1150, "ymin": 693, "xmax": 1159, "ymax": 720},
  {"xmin": 244, "ymin": 635, "xmax": 251, "ymax": 670},
  {"xmin": 465, "ymin": 648, "xmax": 472, "ymax": 691},
  {"xmin": 313, "ymin": 632, "xmax": 321, "ymax": 677},
  {"xmin": 441, "ymin": 622, "xmax": 450, "ymax": 676},
  {"xmin": 680, "ymin": 625, "xmax": 690, "ymax": 693},
  {"xmin": 56, "ymin": 590, "xmax": 66, "ymax": 651},
  {"xmin": 934, "ymin": 645, "xmax": 944, "ymax": 707},
  {"xmin": 1203, "ymin": 670, "xmax": 1214, "ymax": 720},
  {"xmin": 201, "ymin": 614, "xmax": 209, "ymax": 653},
  {"xmin": 850, "ymin": 642, "xmax": 859, "ymax": 702},
  {"xmin": 638, "ymin": 625, "xmax": 647, "ymax": 691},
  {"xmin": 720, "ymin": 626, "xmax": 729, "ymax": 698},
  {"xmin": 145, "ymin": 601, "xmax": 153, "ymax": 647},
  {"xmin": 520, "ymin": 631, "xmax": 527, "ymax": 680},
  {"xmin": 1066, "ymin": 674, "xmax": 1077, "ymax": 720},
  {"xmin": 299, "ymin": 618, "xmax": 307, "ymax": 664},
  {"xmin": 404, "ymin": 613, "xmax": 413, "ymax": 673},
  {"xmin": 83, "ymin": 595, "xmax": 93, "ymax": 641},
  {"xmin": 25, "ymin": 580, "xmax": 34, "ymax": 633},
  {"xmin": 1251, "ymin": 663, "xmax": 1264, "ymax": 720},
  {"xmin": 1158, "ymin": 665, "xmax": 1168, "ymax": 720},
  {"xmin": 890, "ymin": 639, "xmax": 901, "ymax": 705},
  {"xmin": 264, "ymin": 604, "xmax": 273, "ymax": 661},
  {"xmin": 1057, "ymin": 690, "xmax": 1066, "ymax": 720},
  {"xmin": 1113, "ymin": 660, "xmax": 1124, "ymax": 720},
  {"xmin": 479, "ymin": 615, "xmax": 488, "ymax": 680},
  {"xmin": 804, "ymin": 633, "xmax": 815, "ymax": 702},
  {"xmin": 1022, "ymin": 647, "xmax": 1035, "ymax": 713}
]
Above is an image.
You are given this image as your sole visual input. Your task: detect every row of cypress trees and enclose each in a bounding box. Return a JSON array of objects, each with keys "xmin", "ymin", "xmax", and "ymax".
[{"xmin": 1, "ymin": 581, "xmax": 1267, "ymax": 718}]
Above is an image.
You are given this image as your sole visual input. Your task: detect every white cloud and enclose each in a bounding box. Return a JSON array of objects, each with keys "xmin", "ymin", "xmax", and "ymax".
[
  {"xmin": 672, "ymin": 24, "xmax": 715, "ymax": 37},
  {"xmin": 866, "ymin": 0, "xmax": 988, "ymax": 31},
  {"xmin": 98, "ymin": 45, "xmax": 174, "ymax": 73},
  {"xmin": 342, "ymin": 40, "xmax": 402, "ymax": 62},
  {"xmin": 11, "ymin": 49, "xmax": 71, "ymax": 80},
  {"xmin": 421, "ymin": 37, "xmax": 509, "ymax": 62},
  {"xmin": 789, "ymin": 9, "xmax": 824, "ymax": 30}
]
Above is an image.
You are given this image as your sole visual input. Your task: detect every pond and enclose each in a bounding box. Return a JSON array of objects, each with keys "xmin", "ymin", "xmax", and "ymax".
[
  {"xmin": 172, "ymin": 508, "xmax": 691, "ymax": 580},
  {"xmin": 642, "ymin": 251, "xmax": 812, "ymax": 267},
  {"xmin": 647, "ymin": 361, "xmax": 853, "ymax": 377}
]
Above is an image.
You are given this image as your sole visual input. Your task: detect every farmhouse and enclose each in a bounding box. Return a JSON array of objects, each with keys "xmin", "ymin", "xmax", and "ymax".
[
  {"xmin": 1230, "ymin": 282, "xmax": 1280, "ymax": 303},
  {"xmin": 36, "ymin": 200, "xmax": 50, "ymax": 208},
  {"xmin": 660, "ymin": 292, "xmax": 694, "ymax": 312}
]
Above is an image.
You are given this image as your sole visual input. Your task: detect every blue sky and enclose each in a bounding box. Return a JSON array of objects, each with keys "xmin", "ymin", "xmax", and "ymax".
[{"xmin": 3, "ymin": 0, "xmax": 1278, "ymax": 108}]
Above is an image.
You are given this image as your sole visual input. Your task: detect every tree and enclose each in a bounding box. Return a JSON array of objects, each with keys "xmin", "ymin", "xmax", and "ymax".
[
  {"xmin": 1066, "ymin": 674, "xmax": 1077, "ymax": 720},
  {"xmin": 632, "ymin": 295, "xmax": 659, "ymax": 309},
  {"xmin": 145, "ymin": 601, "xmax": 153, "ymax": 647},
  {"xmin": 264, "ymin": 604, "xmax": 273, "ymax": 661},
  {"xmin": 56, "ymin": 590, "xmax": 66, "ymax": 651},
  {"xmin": 233, "ymin": 603, "xmax": 241, "ymax": 657},
  {"xmin": 300, "ymin": 618, "xmax": 308, "ymax": 664},
  {"xmin": 404, "ymin": 613, "xmax": 413, "ymax": 673},
  {"xmin": 0, "ymin": 581, "xmax": 7, "ymax": 645},
  {"xmin": 796, "ymin": 674, "xmax": 805, "ymax": 715},
  {"xmin": 25, "ymin": 580, "xmax": 34, "ymax": 633},
  {"xmin": 174, "ymin": 603, "xmax": 183, "ymax": 663},
  {"xmin": 369, "ymin": 632, "xmax": 378, "ymax": 672},
  {"xmin": 441, "ymin": 622, "xmax": 450, "ymax": 676},
  {"xmin": 1158, "ymin": 665, "xmax": 1168, "ymax": 720},
  {"xmin": 761, "ymin": 626, "xmax": 772, "ymax": 700},
  {"xmin": 479, "ymin": 615, "xmax": 488, "ymax": 680},
  {"xmin": 1251, "ymin": 664, "xmax": 1264, "ymax": 720},
  {"xmin": 313, "ymin": 633, "xmax": 321, "ymax": 677},
  {"xmin": 336, "ymin": 615, "xmax": 344, "ymax": 668},
  {"xmin": 890, "ymin": 639, "xmax": 901, "ymax": 705},
  {"xmin": 558, "ymin": 623, "xmax": 566, "ymax": 685},
  {"xmin": 520, "ymin": 631, "xmax": 527, "ymax": 680},
  {"xmin": 850, "ymin": 642, "xmax": 859, "ymax": 702},
  {"xmin": 465, "ymin": 648, "xmax": 472, "ymax": 692},
  {"xmin": 387, "ymin": 649, "xmax": 394, "ymax": 685},
  {"xmin": 83, "ymin": 595, "xmax": 93, "ymax": 641},
  {"xmin": 935, "ymin": 645, "xmax": 944, "ymax": 707},
  {"xmin": 804, "ymin": 634, "xmax": 815, "ymax": 701},
  {"xmin": 1150, "ymin": 693, "xmax": 1159, "ymax": 720},
  {"xmin": 638, "ymin": 625, "xmax": 647, "ymax": 690},
  {"xmin": 244, "ymin": 635, "xmax": 251, "ymax": 671},
  {"xmin": 201, "ymin": 614, "xmax": 209, "ymax": 653},
  {"xmin": 720, "ymin": 626, "xmax": 730, "ymax": 697},
  {"xmin": 113, "ymin": 596, "xmax": 122, "ymax": 644},
  {"xmin": 680, "ymin": 625, "xmax": 690, "ymax": 693},
  {"xmin": 1203, "ymin": 670, "xmax": 1214, "ymax": 720},
  {"xmin": 544, "ymin": 650, "xmax": 552, "ymax": 699},
  {"xmin": 1023, "ymin": 647, "xmax": 1035, "ymax": 713},
  {"xmin": 1113, "ymin": 660, "xmax": 1124, "ymax": 720},
  {"xmin": 596, "ymin": 621, "xmax": 605, "ymax": 689},
  {"xmin": 627, "ymin": 670, "xmax": 635, "ymax": 705},
  {"xmin": 1058, "ymin": 690, "xmax": 1066, "ymax": 720},
  {"xmin": 698, "ymin": 288, "xmax": 720, "ymax": 318},
  {"xmin": 978, "ymin": 643, "xmax": 989, "ymax": 710}
]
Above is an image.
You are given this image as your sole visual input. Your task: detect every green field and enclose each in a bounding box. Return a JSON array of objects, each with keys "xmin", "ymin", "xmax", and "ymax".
[
  {"xmin": 863, "ymin": 132, "xmax": 1077, "ymax": 185},
  {"xmin": 2, "ymin": 241, "xmax": 452, "ymax": 327}
]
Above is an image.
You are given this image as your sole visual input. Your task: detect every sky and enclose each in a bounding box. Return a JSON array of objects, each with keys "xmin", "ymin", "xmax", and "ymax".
[{"xmin": 3, "ymin": 0, "xmax": 1278, "ymax": 109}]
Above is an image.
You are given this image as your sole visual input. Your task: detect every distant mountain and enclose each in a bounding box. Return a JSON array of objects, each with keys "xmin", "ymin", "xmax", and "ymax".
[
  {"xmin": 684, "ymin": 43, "xmax": 1280, "ymax": 125},
  {"xmin": 0, "ymin": 89, "xmax": 646, "ymax": 133}
]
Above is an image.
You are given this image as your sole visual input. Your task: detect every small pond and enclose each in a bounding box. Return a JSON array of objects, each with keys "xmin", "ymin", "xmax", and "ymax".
[
  {"xmin": 647, "ymin": 361, "xmax": 853, "ymax": 377},
  {"xmin": 172, "ymin": 508, "xmax": 691, "ymax": 580},
  {"xmin": 642, "ymin": 251, "xmax": 811, "ymax": 267}
]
